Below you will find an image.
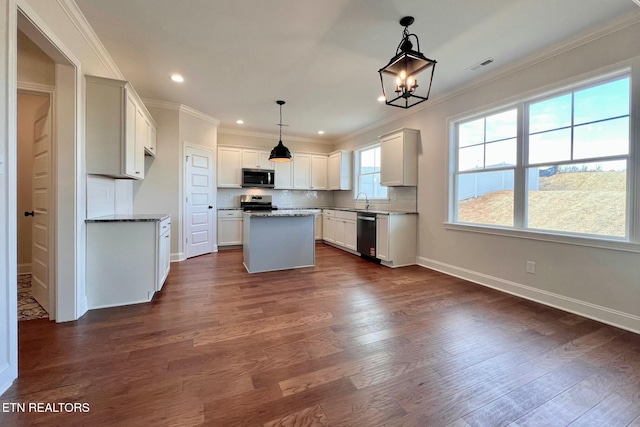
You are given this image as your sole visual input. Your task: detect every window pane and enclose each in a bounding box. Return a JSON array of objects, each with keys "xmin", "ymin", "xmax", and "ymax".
[
  {"xmin": 574, "ymin": 78, "xmax": 629, "ymax": 125},
  {"xmin": 528, "ymin": 128, "xmax": 571, "ymax": 164},
  {"xmin": 486, "ymin": 109, "xmax": 517, "ymax": 142},
  {"xmin": 459, "ymin": 145, "xmax": 484, "ymax": 171},
  {"xmin": 372, "ymin": 173, "xmax": 387, "ymax": 199},
  {"xmin": 529, "ymin": 94, "xmax": 571, "ymax": 134},
  {"xmin": 459, "ymin": 118, "xmax": 484, "ymax": 148},
  {"xmin": 359, "ymin": 174, "xmax": 374, "ymax": 198},
  {"xmin": 456, "ymin": 170, "xmax": 514, "ymax": 227},
  {"xmin": 573, "ymin": 117, "xmax": 629, "ymax": 160},
  {"xmin": 485, "ymin": 138, "xmax": 517, "ymax": 168},
  {"xmin": 526, "ymin": 160, "xmax": 626, "ymax": 237},
  {"xmin": 360, "ymin": 148, "xmax": 378, "ymax": 173}
]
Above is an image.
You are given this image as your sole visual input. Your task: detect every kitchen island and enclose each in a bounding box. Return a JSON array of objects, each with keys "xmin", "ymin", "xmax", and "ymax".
[{"xmin": 243, "ymin": 210, "xmax": 316, "ymax": 273}]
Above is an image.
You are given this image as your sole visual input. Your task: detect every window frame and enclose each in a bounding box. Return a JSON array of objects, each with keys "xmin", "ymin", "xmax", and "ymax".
[
  {"xmin": 355, "ymin": 142, "xmax": 389, "ymax": 202},
  {"xmin": 447, "ymin": 66, "xmax": 640, "ymax": 253}
]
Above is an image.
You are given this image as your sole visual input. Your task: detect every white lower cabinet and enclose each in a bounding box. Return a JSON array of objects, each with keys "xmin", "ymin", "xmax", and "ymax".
[
  {"xmin": 322, "ymin": 209, "xmax": 335, "ymax": 243},
  {"xmin": 157, "ymin": 218, "xmax": 171, "ymax": 290},
  {"xmin": 313, "ymin": 211, "xmax": 323, "ymax": 240},
  {"xmin": 323, "ymin": 210, "xmax": 356, "ymax": 251},
  {"xmin": 218, "ymin": 210, "xmax": 243, "ymax": 246},
  {"xmin": 376, "ymin": 214, "xmax": 417, "ymax": 267},
  {"xmin": 86, "ymin": 216, "xmax": 171, "ymax": 309}
]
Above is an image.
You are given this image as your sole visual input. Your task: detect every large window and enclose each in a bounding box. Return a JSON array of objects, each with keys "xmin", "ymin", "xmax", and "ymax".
[
  {"xmin": 357, "ymin": 144, "xmax": 387, "ymax": 200},
  {"xmin": 451, "ymin": 73, "xmax": 632, "ymax": 240}
]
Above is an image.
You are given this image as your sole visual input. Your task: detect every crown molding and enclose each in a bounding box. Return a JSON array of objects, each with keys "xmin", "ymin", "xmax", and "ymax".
[
  {"xmin": 338, "ymin": 10, "xmax": 640, "ymax": 144},
  {"xmin": 217, "ymin": 126, "xmax": 333, "ymax": 145},
  {"xmin": 180, "ymin": 104, "xmax": 220, "ymax": 126},
  {"xmin": 142, "ymin": 99, "xmax": 220, "ymax": 126},
  {"xmin": 56, "ymin": 0, "xmax": 124, "ymax": 80}
]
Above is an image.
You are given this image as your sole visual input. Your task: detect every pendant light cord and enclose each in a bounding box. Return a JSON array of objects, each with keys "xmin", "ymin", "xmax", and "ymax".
[{"xmin": 279, "ymin": 103, "xmax": 283, "ymax": 141}]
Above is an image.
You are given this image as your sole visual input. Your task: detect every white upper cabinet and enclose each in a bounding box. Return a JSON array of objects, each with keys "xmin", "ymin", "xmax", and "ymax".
[
  {"xmin": 293, "ymin": 153, "xmax": 312, "ymax": 189},
  {"xmin": 242, "ymin": 149, "xmax": 273, "ymax": 169},
  {"xmin": 134, "ymin": 108, "xmax": 147, "ymax": 179},
  {"xmin": 293, "ymin": 153, "xmax": 328, "ymax": 190},
  {"xmin": 147, "ymin": 125, "xmax": 157, "ymax": 157},
  {"xmin": 380, "ymin": 128, "xmax": 419, "ymax": 187},
  {"xmin": 274, "ymin": 161, "xmax": 293, "ymax": 189},
  {"xmin": 217, "ymin": 146, "xmax": 243, "ymax": 188},
  {"xmin": 86, "ymin": 75, "xmax": 156, "ymax": 180},
  {"xmin": 311, "ymin": 155, "xmax": 328, "ymax": 190},
  {"xmin": 328, "ymin": 150, "xmax": 352, "ymax": 190}
]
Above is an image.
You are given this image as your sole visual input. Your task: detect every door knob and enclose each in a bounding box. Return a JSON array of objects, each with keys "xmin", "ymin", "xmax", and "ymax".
[
  {"xmin": 24, "ymin": 211, "xmax": 34, "ymax": 217},
  {"xmin": 208, "ymin": 206, "xmax": 213, "ymax": 209}
]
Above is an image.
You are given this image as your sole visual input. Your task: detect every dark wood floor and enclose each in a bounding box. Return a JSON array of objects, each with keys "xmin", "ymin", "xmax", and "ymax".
[{"xmin": 2, "ymin": 244, "xmax": 640, "ymax": 426}]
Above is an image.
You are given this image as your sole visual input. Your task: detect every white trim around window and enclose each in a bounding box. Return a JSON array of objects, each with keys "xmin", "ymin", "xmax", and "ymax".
[{"xmin": 446, "ymin": 60, "xmax": 640, "ymax": 253}]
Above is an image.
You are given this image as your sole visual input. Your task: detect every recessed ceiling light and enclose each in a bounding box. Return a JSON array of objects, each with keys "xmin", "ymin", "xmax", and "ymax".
[
  {"xmin": 236, "ymin": 119, "xmax": 244, "ymax": 125},
  {"xmin": 317, "ymin": 130, "xmax": 325, "ymax": 135},
  {"xmin": 170, "ymin": 74, "xmax": 184, "ymax": 83},
  {"xmin": 377, "ymin": 95, "xmax": 386, "ymax": 102}
]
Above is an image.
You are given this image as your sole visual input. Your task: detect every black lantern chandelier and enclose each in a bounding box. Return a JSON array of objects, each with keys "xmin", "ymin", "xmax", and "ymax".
[
  {"xmin": 378, "ymin": 16, "xmax": 437, "ymax": 109},
  {"xmin": 269, "ymin": 100, "xmax": 292, "ymax": 162}
]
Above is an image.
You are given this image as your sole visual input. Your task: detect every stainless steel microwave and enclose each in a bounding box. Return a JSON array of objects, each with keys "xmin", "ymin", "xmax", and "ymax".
[{"xmin": 242, "ymin": 168, "xmax": 275, "ymax": 188}]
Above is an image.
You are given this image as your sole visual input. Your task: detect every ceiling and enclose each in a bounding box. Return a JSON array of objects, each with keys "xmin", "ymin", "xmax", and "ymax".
[{"xmin": 74, "ymin": 0, "xmax": 639, "ymax": 141}]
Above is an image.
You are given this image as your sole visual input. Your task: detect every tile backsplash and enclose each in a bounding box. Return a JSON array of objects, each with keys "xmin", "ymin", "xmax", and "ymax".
[
  {"xmin": 217, "ymin": 188, "xmax": 334, "ymax": 209},
  {"xmin": 217, "ymin": 186, "xmax": 416, "ymax": 212},
  {"xmin": 87, "ymin": 175, "xmax": 134, "ymax": 218}
]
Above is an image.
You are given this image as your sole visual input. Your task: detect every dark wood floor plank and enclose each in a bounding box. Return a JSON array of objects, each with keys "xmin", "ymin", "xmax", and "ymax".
[{"xmin": 2, "ymin": 244, "xmax": 639, "ymax": 426}]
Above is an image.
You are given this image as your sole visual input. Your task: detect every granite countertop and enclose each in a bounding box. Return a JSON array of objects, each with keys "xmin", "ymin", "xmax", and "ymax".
[
  {"xmin": 219, "ymin": 206, "xmax": 416, "ymax": 215},
  {"xmin": 329, "ymin": 207, "xmax": 417, "ymax": 215},
  {"xmin": 244, "ymin": 209, "xmax": 318, "ymax": 217},
  {"xmin": 86, "ymin": 214, "xmax": 170, "ymax": 223}
]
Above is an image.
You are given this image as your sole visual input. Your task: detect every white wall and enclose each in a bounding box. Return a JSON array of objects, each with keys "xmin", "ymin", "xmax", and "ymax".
[
  {"xmin": 218, "ymin": 130, "xmax": 333, "ymax": 154},
  {"xmin": 335, "ymin": 20, "xmax": 640, "ymax": 332},
  {"xmin": 17, "ymin": 29, "xmax": 54, "ymax": 86}
]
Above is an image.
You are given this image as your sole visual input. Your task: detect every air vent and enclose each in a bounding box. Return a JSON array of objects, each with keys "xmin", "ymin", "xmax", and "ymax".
[
  {"xmin": 634, "ymin": 0, "xmax": 640, "ymax": 7},
  {"xmin": 467, "ymin": 58, "xmax": 494, "ymax": 71}
]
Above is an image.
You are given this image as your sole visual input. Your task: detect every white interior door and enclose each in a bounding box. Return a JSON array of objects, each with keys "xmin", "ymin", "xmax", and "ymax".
[
  {"xmin": 31, "ymin": 98, "xmax": 51, "ymax": 314},
  {"xmin": 186, "ymin": 146, "xmax": 214, "ymax": 258}
]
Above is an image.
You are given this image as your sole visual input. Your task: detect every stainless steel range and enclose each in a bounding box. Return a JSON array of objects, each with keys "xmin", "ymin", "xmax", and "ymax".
[{"xmin": 240, "ymin": 195, "xmax": 277, "ymax": 212}]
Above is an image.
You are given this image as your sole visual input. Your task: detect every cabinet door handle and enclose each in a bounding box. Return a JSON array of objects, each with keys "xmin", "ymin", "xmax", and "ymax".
[
  {"xmin": 136, "ymin": 171, "xmax": 140, "ymax": 174},
  {"xmin": 24, "ymin": 211, "xmax": 34, "ymax": 217}
]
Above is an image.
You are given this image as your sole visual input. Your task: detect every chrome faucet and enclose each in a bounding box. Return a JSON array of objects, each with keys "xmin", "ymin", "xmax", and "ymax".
[{"xmin": 355, "ymin": 192, "xmax": 370, "ymax": 210}]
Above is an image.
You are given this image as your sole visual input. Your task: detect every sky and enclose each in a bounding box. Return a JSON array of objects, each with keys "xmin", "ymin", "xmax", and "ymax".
[{"xmin": 457, "ymin": 76, "xmax": 630, "ymax": 172}]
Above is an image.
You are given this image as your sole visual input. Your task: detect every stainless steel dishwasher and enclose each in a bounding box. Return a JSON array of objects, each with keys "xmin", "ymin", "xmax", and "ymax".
[{"xmin": 357, "ymin": 212, "xmax": 380, "ymax": 262}]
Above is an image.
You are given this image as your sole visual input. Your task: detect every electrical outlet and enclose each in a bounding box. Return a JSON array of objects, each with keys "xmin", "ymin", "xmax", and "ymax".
[{"xmin": 526, "ymin": 261, "xmax": 536, "ymax": 274}]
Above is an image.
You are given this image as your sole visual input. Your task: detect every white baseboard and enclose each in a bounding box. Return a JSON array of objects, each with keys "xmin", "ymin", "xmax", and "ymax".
[
  {"xmin": 17, "ymin": 263, "xmax": 31, "ymax": 275},
  {"xmin": 416, "ymin": 256, "xmax": 640, "ymax": 334},
  {"xmin": 171, "ymin": 252, "xmax": 185, "ymax": 262},
  {"xmin": 78, "ymin": 297, "xmax": 88, "ymax": 319}
]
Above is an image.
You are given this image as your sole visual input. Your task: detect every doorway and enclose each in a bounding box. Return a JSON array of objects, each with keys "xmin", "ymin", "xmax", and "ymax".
[
  {"xmin": 17, "ymin": 90, "xmax": 52, "ymax": 321},
  {"xmin": 184, "ymin": 145, "xmax": 215, "ymax": 258}
]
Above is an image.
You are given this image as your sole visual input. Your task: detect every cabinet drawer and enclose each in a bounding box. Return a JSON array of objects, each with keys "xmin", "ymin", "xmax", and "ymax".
[
  {"xmin": 335, "ymin": 210, "xmax": 356, "ymax": 221},
  {"xmin": 159, "ymin": 217, "xmax": 171, "ymax": 235},
  {"xmin": 323, "ymin": 209, "xmax": 336, "ymax": 217},
  {"xmin": 218, "ymin": 210, "xmax": 243, "ymax": 218}
]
